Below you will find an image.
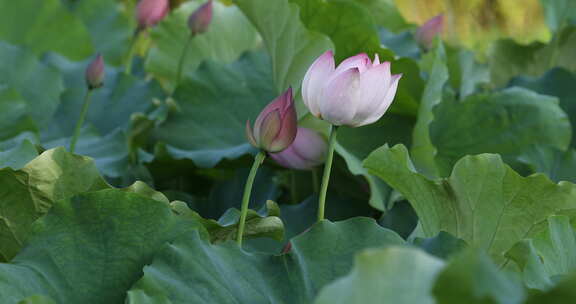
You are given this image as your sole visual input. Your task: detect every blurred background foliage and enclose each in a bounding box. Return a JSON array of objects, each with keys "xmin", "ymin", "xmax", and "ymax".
[{"xmin": 2, "ymin": 0, "xmax": 576, "ymax": 302}]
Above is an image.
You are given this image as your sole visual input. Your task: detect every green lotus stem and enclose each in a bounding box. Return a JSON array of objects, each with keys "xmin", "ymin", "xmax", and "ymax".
[
  {"xmin": 124, "ymin": 31, "xmax": 140, "ymax": 75},
  {"xmin": 237, "ymin": 151, "xmax": 266, "ymax": 247},
  {"xmin": 69, "ymin": 90, "xmax": 94, "ymax": 154},
  {"xmin": 317, "ymin": 125, "xmax": 338, "ymax": 222},
  {"xmin": 175, "ymin": 34, "xmax": 194, "ymax": 92}
]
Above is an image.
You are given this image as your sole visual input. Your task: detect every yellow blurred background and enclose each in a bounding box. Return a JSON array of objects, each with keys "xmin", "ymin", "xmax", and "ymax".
[{"xmin": 395, "ymin": 0, "xmax": 551, "ymax": 51}]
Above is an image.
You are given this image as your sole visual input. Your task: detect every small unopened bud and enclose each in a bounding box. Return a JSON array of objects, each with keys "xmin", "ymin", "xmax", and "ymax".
[
  {"xmin": 270, "ymin": 127, "xmax": 327, "ymax": 170},
  {"xmin": 246, "ymin": 88, "xmax": 297, "ymax": 153},
  {"xmin": 136, "ymin": 0, "xmax": 169, "ymax": 29},
  {"xmin": 415, "ymin": 14, "xmax": 444, "ymax": 50},
  {"xmin": 187, "ymin": 0, "xmax": 213, "ymax": 36},
  {"xmin": 85, "ymin": 54, "xmax": 104, "ymax": 90}
]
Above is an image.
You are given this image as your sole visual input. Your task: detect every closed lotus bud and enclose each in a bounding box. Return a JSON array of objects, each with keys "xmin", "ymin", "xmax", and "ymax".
[
  {"xmin": 188, "ymin": 0, "xmax": 213, "ymax": 36},
  {"xmin": 136, "ymin": 0, "xmax": 169, "ymax": 29},
  {"xmin": 85, "ymin": 54, "xmax": 104, "ymax": 90},
  {"xmin": 270, "ymin": 127, "xmax": 327, "ymax": 170},
  {"xmin": 302, "ymin": 51, "xmax": 402, "ymax": 127},
  {"xmin": 415, "ymin": 14, "xmax": 444, "ymax": 50},
  {"xmin": 246, "ymin": 88, "xmax": 297, "ymax": 153}
]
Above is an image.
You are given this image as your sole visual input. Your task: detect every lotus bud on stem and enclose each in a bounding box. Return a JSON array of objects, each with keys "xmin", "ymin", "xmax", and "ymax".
[
  {"xmin": 415, "ymin": 14, "xmax": 444, "ymax": 51},
  {"xmin": 301, "ymin": 50, "xmax": 402, "ymax": 221},
  {"xmin": 174, "ymin": 0, "xmax": 213, "ymax": 92},
  {"xmin": 125, "ymin": 0, "xmax": 170, "ymax": 74},
  {"xmin": 70, "ymin": 54, "xmax": 105, "ymax": 154},
  {"xmin": 237, "ymin": 88, "xmax": 297, "ymax": 247}
]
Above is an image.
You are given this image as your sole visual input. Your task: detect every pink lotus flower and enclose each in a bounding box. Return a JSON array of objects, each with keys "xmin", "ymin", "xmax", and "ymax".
[
  {"xmin": 302, "ymin": 51, "xmax": 402, "ymax": 127},
  {"xmin": 85, "ymin": 54, "xmax": 104, "ymax": 89},
  {"xmin": 188, "ymin": 0, "xmax": 213, "ymax": 35},
  {"xmin": 246, "ymin": 88, "xmax": 297, "ymax": 153},
  {"xmin": 270, "ymin": 127, "xmax": 327, "ymax": 170},
  {"xmin": 136, "ymin": 0, "xmax": 169, "ymax": 29},
  {"xmin": 415, "ymin": 14, "xmax": 444, "ymax": 50}
]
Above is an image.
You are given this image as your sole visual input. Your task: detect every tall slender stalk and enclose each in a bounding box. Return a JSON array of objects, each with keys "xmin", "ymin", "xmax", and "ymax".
[
  {"xmin": 317, "ymin": 125, "xmax": 338, "ymax": 222},
  {"xmin": 174, "ymin": 34, "xmax": 194, "ymax": 93},
  {"xmin": 69, "ymin": 90, "xmax": 94, "ymax": 153},
  {"xmin": 124, "ymin": 30, "xmax": 140, "ymax": 75},
  {"xmin": 237, "ymin": 151, "xmax": 266, "ymax": 247}
]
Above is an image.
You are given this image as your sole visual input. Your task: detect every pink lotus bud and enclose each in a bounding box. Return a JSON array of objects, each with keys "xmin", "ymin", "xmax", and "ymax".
[
  {"xmin": 136, "ymin": 0, "xmax": 169, "ymax": 29},
  {"xmin": 270, "ymin": 127, "xmax": 327, "ymax": 170},
  {"xmin": 302, "ymin": 51, "xmax": 402, "ymax": 127},
  {"xmin": 188, "ymin": 0, "xmax": 213, "ymax": 36},
  {"xmin": 85, "ymin": 54, "xmax": 104, "ymax": 90},
  {"xmin": 246, "ymin": 88, "xmax": 297, "ymax": 153},
  {"xmin": 415, "ymin": 14, "xmax": 444, "ymax": 50}
]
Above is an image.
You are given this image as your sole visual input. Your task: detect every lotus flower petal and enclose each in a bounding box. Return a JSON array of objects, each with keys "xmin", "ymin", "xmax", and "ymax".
[
  {"xmin": 246, "ymin": 88, "xmax": 297, "ymax": 152},
  {"xmin": 136, "ymin": 0, "xmax": 169, "ymax": 29},
  {"xmin": 302, "ymin": 50, "xmax": 335, "ymax": 118},
  {"xmin": 416, "ymin": 14, "xmax": 444, "ymax": 50},
  {"xmin": 319, "ymin": 68, "xmax": 360, "ymax": 126},
  {"xmin": 188, "ymin": 0, "xmax": 213, "ymax": 35},
  {"xmin": 301, "ymin": 51, "xmax": 402, "ymax": 127},
  {"xmin": 271, "ymin": 127, "xmax": 327, "ymax": 170},
  {"xmin": 85, "ymin": 54, "xmax": 104, "ymax": 90}
]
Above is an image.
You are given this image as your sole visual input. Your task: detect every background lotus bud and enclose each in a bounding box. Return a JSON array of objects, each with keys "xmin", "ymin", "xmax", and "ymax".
[
  {"xmin": 270, "ymin": 127, "xmax": 327, "ymax": 170},
  {"xmin": 246, "ymin": 88, "xmax": 297, "ymax": 153},
  {"xmin": 188, "ymin": 0, "xmax": 213, "ymax": 36},
  {"xmin": 85, "ymin": 54, "xmax": 104, "ymax": 90},
  {"xmin": 415, "ymin": 14, "xmax": 444, "ymax": 50},
  {"xmin": 302, "ymin": 51, "xmax": 402, "ymax": 127},
  {"xmin": 136, "ymin": 0, "xmax": 169, "ymax": 29}
]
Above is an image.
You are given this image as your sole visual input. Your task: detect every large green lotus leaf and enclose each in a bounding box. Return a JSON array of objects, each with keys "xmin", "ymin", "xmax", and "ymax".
[
  {"xmin": 411, "ymin": 42, "xmax": 448, "ymax": 177},
  {"xmin": 0, "ymin": 42, "xmax": 64, "ymax": 127},
  {"xmin": 525, "ymin": 273, "xmax": 576, "ymax": 303},
  {"xmin": 511, "ymin": 68, "xmax": 576, "ymax": 146},
  {"xmin": 126, "ymin": 218, "xmax": 404, "ymax": 303},
  {"xmin": 314, "ymin": 246, "xmax": 445, "ymax": 304},
  {"xmin": 540, "ymin": 0, "xmax": 576, "ymax": 33},
  {"xmin": 446, "ymin": 48, "xmax": 491, "ymax": 99},
  {"xmin": 336, "ymin": 113, "xmax": 415, "ymax": 211},
  {"xmin": 430, "ymin": 87, "xmax": 571, "ymax": 176},
  {"xmin": 235, "ymin": 0, "xmax": 333, "ymax": 114},
  {"xmin": 42, "ymin": 128, "xmax": 146, "ymax": 181},
  {"xmin": 506, "ymin": 215, "xmax": 576, "ymax": 290},
  {"xmin": 172, "ymin": 200, "xmax": 284, "ymax": 243},
  {"xmin": 43, "ymin": 54, "xmax": 164, "ymax": 136},
  {"xmin": 354, "ymin": 0, "xmax": 410, "ymax": 32},
  {"xmin": 290, "ymin": 0, "xmax": 394, "ymax": 62},
  {"xmin": 0, "ymin": 0, "xmax": 92, "ymax": 60},
  {"xmin": 364, "ymin": 144, "xmax": 576, "ymax": 264},
  {"xmin": 489, "ymin": 26, "xmax": 576, "ymax": 87},
  {"xmin": 518, "ymin": 146, "xmax": 576, "ymax": 183},
  {"xmin": 413, "ymin": 231, "xmax": 468, "ymax": 260},
  {"xmin": 0, "ymin": 87, "xmax": 36, "ymax": 141},
  {"xmin": 0, "ymin": 189, "xmax": 203, "ymax": 304},
  {"xmin": 152, "ymin": 51, "xmax": 275, "ymax": 168},
  {"xmin": 0, "ymin": 148, "xmax": 109, "ymax": 261},
  {"xmin": 17, "ymin": 295, "xmax": 56, "ymax": 304},
  {"xmin": 379, "ymin": 28, "xmax": 420, "ymax": 59},
  {"xmin": 146, "ymin": 1, "xmax": 259, "ymax": 90},
  {"xmin": 432, "ymin": 250, "xmax": 525, "ymax": 304},
  {"xmin": 71, "ymin": 0, "xmax": 132, "ymax": 66},
  {"xmin": 0, "ymin": 140, "xmax": 37, "ymax": 170}
]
